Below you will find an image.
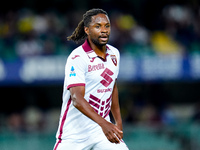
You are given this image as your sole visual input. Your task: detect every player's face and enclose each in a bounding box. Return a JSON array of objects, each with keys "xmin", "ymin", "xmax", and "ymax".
[{"xmin": 85, "ymin": 13, "xmax": 111, "ymax": 46}]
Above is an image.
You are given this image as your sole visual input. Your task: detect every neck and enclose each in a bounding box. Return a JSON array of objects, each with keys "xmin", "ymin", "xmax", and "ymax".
[{"xmin": 87, "ymin": 39, "xmax": 107, "ymax": 59}]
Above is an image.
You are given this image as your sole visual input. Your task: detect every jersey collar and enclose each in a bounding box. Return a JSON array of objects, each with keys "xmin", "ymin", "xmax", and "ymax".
[{"xmin": 82, "ymin": 39, "xmax": 113, "ymax": 59}]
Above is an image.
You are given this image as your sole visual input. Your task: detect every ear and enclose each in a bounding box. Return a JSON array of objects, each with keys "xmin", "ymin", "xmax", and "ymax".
[{"xmin": 84, "ymin": 26, "xmax": 89, "ymax": 36}]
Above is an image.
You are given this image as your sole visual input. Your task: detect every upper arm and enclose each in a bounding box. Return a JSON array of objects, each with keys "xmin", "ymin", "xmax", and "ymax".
[
  {"xmin": 70, "ymin": 86, "xmax": 85, "ymax": 100},
  {"xmin": 112, "ymin": 81, "xmax": 118, "ymax": 99},
  {"xmin": 69, "ymin": 86, "xmax": 85, "ymax": 108}
]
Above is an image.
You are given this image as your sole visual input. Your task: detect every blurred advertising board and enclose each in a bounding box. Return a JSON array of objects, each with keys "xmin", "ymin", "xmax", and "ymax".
[{"xmin": 0, "ymin": 54, "xmax": 200, "ymax": 85}]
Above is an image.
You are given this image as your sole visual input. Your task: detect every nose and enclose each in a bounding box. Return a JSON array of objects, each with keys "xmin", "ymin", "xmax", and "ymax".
[{"xmin": 101, "ymin": 26, "xmax": 109, "ymax": 33}]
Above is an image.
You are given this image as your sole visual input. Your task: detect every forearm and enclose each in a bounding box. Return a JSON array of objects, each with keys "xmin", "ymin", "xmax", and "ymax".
[
  {"xmin": 72, "ymin": 94, "xmax": 107, "ymax": 126},
  {"xmin": 111, "ymin": 103, "xmax": 123, "ymax": 130},
  {"xmin": 70, "ymin": 86, "xmax": 107, "ymax": 127},
  {"xmin": 111, "ymin": 105, "xmax": 122, "ymax": 129},
  {"xmin": 70, "ymin": 85, "xmax": 123, "ymax": 143},
  {"xmin": 111, "ymin": 82, "xmax": 123, "ymax": 130}
]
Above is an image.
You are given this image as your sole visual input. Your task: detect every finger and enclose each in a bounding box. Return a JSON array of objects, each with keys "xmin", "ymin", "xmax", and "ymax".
[
  {"xmin": 106, "ymin": 133, "xmax": 115, "ymax": 143},
  {"xmin": 115, "ymin": 127, "xmax": 123, "ymax": 133},
  {"xmin": 114, "ymin": 128, "xmax": 123, "ymax": 139},
  {"xmin": 107, "ymin": 133, "xmax": 119, "ymax": 144},
  {"xmin": 114, "ymin": 132, "xmax": 122, "ymax": 141},
  {"xmin": 113, "ymin": 133, "xmax": 120, "ymax": 143}
]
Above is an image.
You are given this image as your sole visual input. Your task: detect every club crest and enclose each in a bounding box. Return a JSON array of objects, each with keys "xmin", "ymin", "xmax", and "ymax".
[{"xmin": 111, "ymin": 55, "xmax": 117, "ymax": 66}]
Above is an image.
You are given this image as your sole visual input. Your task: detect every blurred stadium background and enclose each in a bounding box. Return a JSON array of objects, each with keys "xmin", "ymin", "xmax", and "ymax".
[{"xmin": 0, "ymin": 0, "xmax": 200, "ymax": 150}]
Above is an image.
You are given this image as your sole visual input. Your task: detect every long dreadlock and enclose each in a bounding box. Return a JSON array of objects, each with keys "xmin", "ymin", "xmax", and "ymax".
[{"xmin": 67, "ymin": 8, "xmax": 108, "ymax": 43}]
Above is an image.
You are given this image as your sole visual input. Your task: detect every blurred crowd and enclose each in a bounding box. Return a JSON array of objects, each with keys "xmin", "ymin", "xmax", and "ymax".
[
  {"xmin": 1, "ymin": 82, "xmax": 200, "ymax": 134},
  {"xmin": 119, "ymin": 83, "xmax": 200, "ymax": 126},
  {"xmin": 0, "ymin": 4, "xmax": 200, "ymax": 150},
  {"xmin": 0, "ymin": 4, "xmax": 200, "ymax": 61},
  {"xmin": 1, "ymin": 99, "xmax": 200, "ymax": 134},
  {"xmin": 0, "ymin": 3, "xmax": 200, "ymax": 138},
  {"xmin": 0, "ymin": 106, "xmax": 60, "ymax": 133}
]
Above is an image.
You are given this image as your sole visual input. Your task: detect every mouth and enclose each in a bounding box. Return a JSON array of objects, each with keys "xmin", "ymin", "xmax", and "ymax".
[{"xmin": 99, "ymin": 35, "xmax": 109, "ymax": 42}]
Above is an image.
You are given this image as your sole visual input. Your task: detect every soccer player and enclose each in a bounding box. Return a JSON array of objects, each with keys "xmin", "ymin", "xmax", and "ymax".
[{"xmin": 54, "ymin": 8, "xmax": 129, "ymax": 150}]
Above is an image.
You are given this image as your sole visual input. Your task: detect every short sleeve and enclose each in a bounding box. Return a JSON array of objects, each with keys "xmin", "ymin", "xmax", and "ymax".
[
  {"xmin": 116, "ymin": 49, "xmax": 120, "ymax": 77},
  {"xmin": 65, "ymin": 54, "xmax": 87, "ymax": 89}
]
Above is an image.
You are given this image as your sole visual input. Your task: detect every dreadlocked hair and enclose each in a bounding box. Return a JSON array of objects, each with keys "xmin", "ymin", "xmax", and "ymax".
[{"xmin": 67, "ymin": 8, "xmax": 108, "ymax": 43}]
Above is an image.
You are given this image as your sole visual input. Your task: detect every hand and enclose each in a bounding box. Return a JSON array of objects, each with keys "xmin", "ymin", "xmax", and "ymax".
[
  {"xmin": 100, "ymin": 121, "xmax": 123, "ymax": 144},
  {"xmin": 116, "ymin": 123, "xmax": 123, "ymax": 139}
]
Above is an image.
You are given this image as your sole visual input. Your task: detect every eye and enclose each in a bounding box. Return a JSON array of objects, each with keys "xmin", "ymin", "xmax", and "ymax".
[
  {"xmin": 95, "ymin": 25, "xmax": 100, "ymax": 29},
  {"xmin": 105, "ymin": 24, "xmax": 110, "ymax": 28}
]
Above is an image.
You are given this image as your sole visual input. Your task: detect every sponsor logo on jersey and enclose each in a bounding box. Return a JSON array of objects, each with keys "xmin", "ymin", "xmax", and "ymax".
[
  {"xmin": 88, "ymin": 63, "xmax": 105, "ymax": 72},
  {"xmin": 111, "ymin": 55, "xmax": 117, "ymax": 66},
  {"xmin": 100, "ymin": 68, "xmax": 114, "ymax": 87},
  {"xmin": 69, "ymin": 66, "xmax": 76, "ymax": 77},
  {"xmin": 90, "ymin": 57, "xmax": 96, "ymax": 62},
  {"xmin": 97, "ymin": 88, "xmax": 112, "ymax": 93},
  {"xmin": 71, "ymin": 55, "xmax": 80, "ymax": 59}
]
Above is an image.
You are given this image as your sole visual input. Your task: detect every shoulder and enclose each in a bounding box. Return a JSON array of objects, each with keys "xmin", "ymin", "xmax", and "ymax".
[
  {"xmin": 67, "ymin": 45, "xmax": 87, "ymax": 62},
  {"xmin": 106, "ymin": 44, "xmax": 120, "ymax": 57},
  {"xmin": 65, "ymin": 46, "xmax": 88, "ymax": 71},
  {"xmin": 69, "ymin": 45, "xmax": 84, "ymax": 56},
  {"xmin": 106, "ymin": 44, "xmax": 119, "ymax": 51}
]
